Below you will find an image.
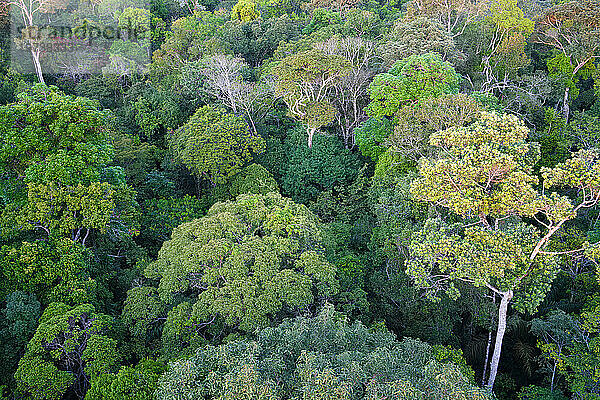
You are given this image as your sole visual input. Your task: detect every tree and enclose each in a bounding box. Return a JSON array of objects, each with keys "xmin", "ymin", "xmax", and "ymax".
[
  {"xmin": 0, "ymin": 84, "xmax": 112, "ymax": 189},
  {"xmin": 217, "ymin": 16, "xmax": 300, "ymax": 66},
  {"xmin": 198, "ymin": 54, "xmax": 276, "ymax": 134},
  {"xmin": 272, "ymin": 49, "xmax": 352, "ymax": 147},
  {"xmin": 263, "ymin": 127, "xmax": 362, "ymax": 204},
  {"xmin": 14, "ymin": 302, "xmax": 120, "ymax": 400},
  {"xmin": 477, "ymin": 0, "xmax": 534, "ymax": 93},
  {"xmin": 6, "ymin": 0, "xmax": 66, "ymax": 82},
  {"xmin": 0, "ymin": 238, "xmax": 97, "ymax": 305},
  {"xmin": 366, "ymin": 52, "xmax": 461, "ymax": 120},
  {"xmin": 155, "ymin": 304, "xmax": 491, "ymax": 400},
  {"xmin": 0, "ymin": 291, "xmax": 41, "ymax": 390},
  {"xmin": 380, "ymin": 17, "xmax": 457, "ymax": 68},
  {"xmin": 354, "ymin": 117, "xmax": 392, "ymax": 161},
  {"xmin": 169, "ymin": 105, "xmax": 265, "ymax": 186},
  {"xmin": 139, "ymin": 195, "xmax": 208, "ymax": 254},
  {"xmin": 150, "ymin": 11, "xmax": 224, "ymax": 76},
  {"xmin": 530, "ymin": 310, "xmax": 577, "ymax": 394},
  {"xmin": 388, "ymin": 93, "xmax": 483, "ymax": 162},
  {"xmin": 145, "ymin": 192, "xmax": 339, "ymax": 354},
  {"xmin": 227, "ymin": 163, "xmax": 279, "ymax": 197},
  {"xmin": 534, "ymin": 0, "xmax": 600, "ymax": 121},
  {"xmin": 406, "ymin": 112, "xmax": 600, "ymax": 391},
  {"xmin": 314, "ymin": 36, "xmax": 377, "ymax": 148},
  {"xmin": 405, "ymin": 0, "xmax": 485, "ymax": 39},
  {"xmin": 0, "ymin": 84, "xmax": 138, "ymax": 246},
  {"xmin": 85, "ymin": 359, "xmax": 166, "ymax": 400}
]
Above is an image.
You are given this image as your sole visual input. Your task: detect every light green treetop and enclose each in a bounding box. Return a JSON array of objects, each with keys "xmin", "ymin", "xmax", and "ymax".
[
  {"xmin": 146, "ymin": 192, "xmax": 338, "ymax": 347},
  {"xmin": 170, "ymin": 105, "xmax": 265, "ymax": 185},
  {"xmin": 366, "ymin": 52, "xmax": 461, "ymax": 120}
]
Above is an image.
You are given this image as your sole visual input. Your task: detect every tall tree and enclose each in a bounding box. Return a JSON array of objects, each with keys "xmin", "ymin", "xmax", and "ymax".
[
  {"xmin": 14, "ymin": 302, "xmax": 120, "ymax": 400},
  {"xmin": 478, "ymin": 0, "xmax": 534, "ymax": 93},
  {"xmin": 198, "ymin": 54, "xmax": 276, "ymax": 134},
  {"xmin": 407, "ymin": 112, "xmax": 600, "ymax": 391},
  {"xmin": 405, "ymin": 0, "xmax": 485, "ymax": 39},
  {"xmin": 534, "ymin": 0, "xmax": 600, "ymax": 121},
  {"xmin": 0, "ymin": 84, "xmax": 138, "ymax": 245},
  {"xmin": 314, "ymin": 37, "xmax": 377, "ymax": 149},
  {"xmin": 7, "ymin": 0, "xmax": 67, "ymax": 82},
  {"xmin": 366, "ymin": 52, "xmax": 461, "ymax": 120},
  {"xmin": 145, "ymin": 193, "xmax": 339, "ymax": 355},
  {"xmin": 272, "ymin": 49, "xmax": 352, "ymax": 148}
]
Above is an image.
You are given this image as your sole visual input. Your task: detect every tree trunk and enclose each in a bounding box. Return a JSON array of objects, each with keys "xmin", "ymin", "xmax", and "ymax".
[
  {"xmin": 561, "ymin": 86, "xmax": 570, "ymax": 123},
  {"xmin": 486, "ymin": 289, "xmax": 513, "ymax": 392},
  {"xmin": 30, "ymin": 47, "xmax": 45, "ymax": 84},
  {"xmin": 482, "ymin": 329, "xmax": 492, "ymax": 386},
  {"xmin": 307, "ymin": 127, "xmax": 316, "ymax": 148}
]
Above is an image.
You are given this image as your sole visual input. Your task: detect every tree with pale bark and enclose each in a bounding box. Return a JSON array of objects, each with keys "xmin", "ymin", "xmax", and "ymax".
[
  {"xmin": 271, "ymin": 48, "xmax": 352, "ymax": 148},
  {"xmin": 198, "ymin": 54, "xmax": 276, "ymax": 134},
  {"xmin": 405, "ymin": 0, "xmax": 486, "ymax": 39},
  {"xmin": 407, "ymin": 111, "xmax": 600, "ymax": 392},
  {"xmin": 7, "ymin": 0, "xmax": 66, "ymax": 83},
  {"xmin": 534, "ymin": 0, "xmax": 600, "ymax": 122},
  {"xmin": 314, "ymin": 37, "xmax": 377, "ymax": 149}
]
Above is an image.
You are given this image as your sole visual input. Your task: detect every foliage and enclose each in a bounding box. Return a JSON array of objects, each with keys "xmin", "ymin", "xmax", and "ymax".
[
  {"xmin": 272, "ymin": 49, "xmax": 352, "ymax": 146},
  {"xmin": 0, "ymin": 238, "xmax": 96, "ymax": 306},
  {"xmin": 517, "ymin": 385, "xmax": 568, "ymax": 400},
  {"xmin": 231, "ymin": 0, "xmax": 260, "ymax": 22},
  {"xmin": 155, "ymin": 304, "xmax": 492, "ymax": 400},
  {"xmin": 85, "ymin": 359, "xmax": 166, "ymax": 400},
  {"xmin": 169, "ymin": 105, "xmax": 265, "ymax": 184},
  {"xmin": 274, "ymin": 127, "xmax": 362, "ymax": 203},
  {"xmin": 131, "ymin": 88, "xmax": 182, "ymax": 144},
  {"xmin": 139, "ymin": 195, "xmax": 209, "ymax": 252},
  {"xmin": 388, "ymin": 93, "xmax": 483, "ymax": 162},
  {"xmin": 151, "ymin": 11, "xmax": 225, "ymax": 72},
  {"xmin": 0, "ymin": 292, "xmax": 41, "ymax": 389},
  {"xmin": 145, "ymin": 192, "xmax": 339, "ymax": 354},
  {"xmin": 14, "ymin": 303, "xmax": 119, "ymax": 400},
  {"xmin": 366, "ymin": 53, "xmax": 461, "ymax": 119},
  {"xmin": 227, "ymin": 163, "xmax": 279, "ymax": 197},
  {"xmin": 0, "ymin": 84, "xmax": 112, "ymax": 189},
  {"xmin": 380, "ymin": 17, "xmax": 457, "ymax": 68},
  {"xmin": 354, "ymin": 117, "xmax": 392, "ymax": 161}
]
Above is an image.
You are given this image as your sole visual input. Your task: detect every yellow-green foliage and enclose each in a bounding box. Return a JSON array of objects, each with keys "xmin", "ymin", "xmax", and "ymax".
[{"xmin": 231, "ymin": 0, "xmax": 260, "ymax": 21}]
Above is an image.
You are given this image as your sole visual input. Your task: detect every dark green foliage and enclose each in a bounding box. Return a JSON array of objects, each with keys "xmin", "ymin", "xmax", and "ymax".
[
  {"xmin": 531, "ymin": 108, "xmax": 571, "ymax": 171},
  {"xmin": 14, "ymin": 303, "xmax": 120, "ymax": 400},
  {"xmin": 156, "ymin": 305, "xmax": 491, "ymax": 400},
  {"xmin": 517, "ymin": 385, "xmax": 568, "ymax": 400},
  {"xmin": 139, "ymin": 195, "xmax": 209, "ymax": 253},
  {"xmin": 265, "ymin": 127, "xmax": 362, "ymax": 203},
  {"xmin": 0, "ymin": 292, "xmax": 41, "ymax": 389},
  {"xmin": 303, "ymin": 8, "xmax": 342, "ymax": 35},
  {"xmin": 218, "ymin": 16, "xmax": 300, "ymax": 66},
  {"xmin": 131, "ymin": 88, "xmax": 182, "ymax": 144},
  {"xmin": 354, "ymin": 118, "xmax": 392, "ymax": 161}
]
